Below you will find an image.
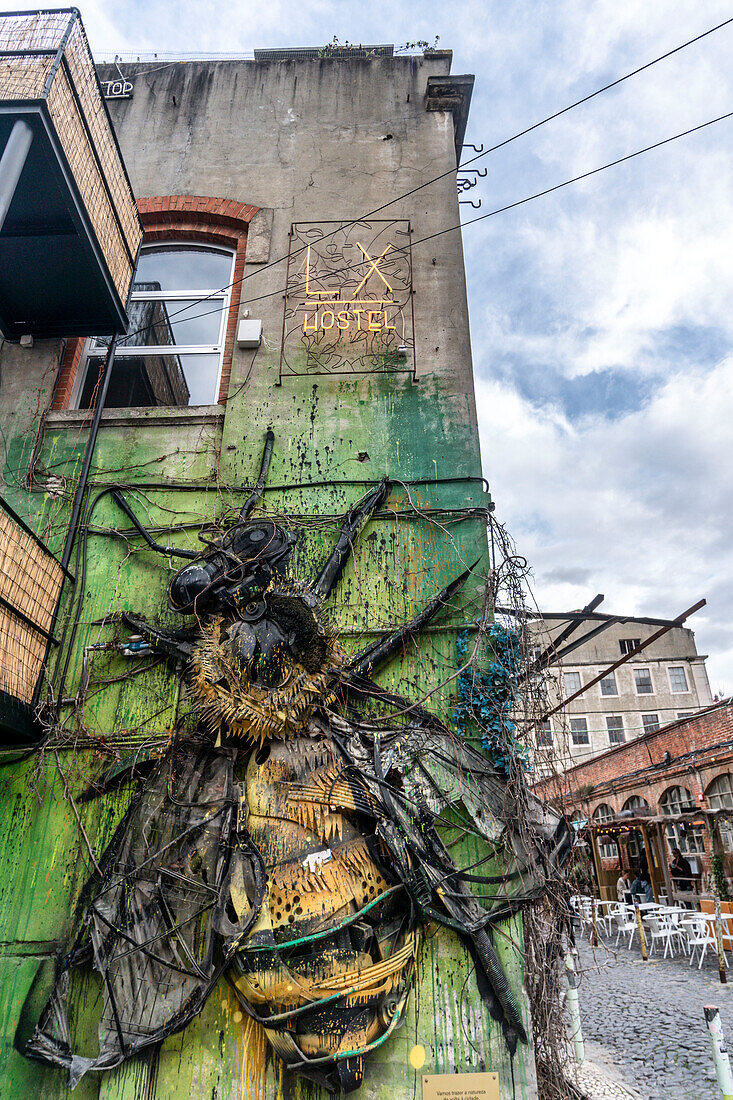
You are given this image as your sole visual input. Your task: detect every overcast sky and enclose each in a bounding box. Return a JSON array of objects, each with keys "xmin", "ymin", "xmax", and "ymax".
[{"xmin": 21, "ymin": 0, "xmax": 733, "ymax": 688}]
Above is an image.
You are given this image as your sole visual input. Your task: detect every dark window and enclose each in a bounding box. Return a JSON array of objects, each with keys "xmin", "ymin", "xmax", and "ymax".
[
  {"xmin": 620, "ymin": 638, "xmax": 640, "ymax": 655},
  {"xmin": 634, "ymin": 668, "xmax": 653, "ymax": 695},
  {"xmin": 536, "ymin": 719, "xmax": 552, "ymax": 747},
  {"xmin": 599, "ymin": 671, "xmax": 618, "ymax": 696},
  {"xmin": 570, "ymin": 717, "xmax": 589, "ymax": 745},
  {"xmin": 641, "ymin": 713, "xmax": 660, "ymax": 733},
  {"xmin": 606, "ymin": 716, "xmax": 624, "ymax": 744}
]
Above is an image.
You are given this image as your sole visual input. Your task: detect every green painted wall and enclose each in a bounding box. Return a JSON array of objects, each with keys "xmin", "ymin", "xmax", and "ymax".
[{"xmin": 0, "ymin": 53, "xmax": 539, "ymax": 1100}]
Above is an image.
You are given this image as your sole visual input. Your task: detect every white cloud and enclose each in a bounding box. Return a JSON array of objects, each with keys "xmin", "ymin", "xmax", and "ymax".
[{"xmin": 477, "ymin": 358, "xmax": 733, "ymax": 688}]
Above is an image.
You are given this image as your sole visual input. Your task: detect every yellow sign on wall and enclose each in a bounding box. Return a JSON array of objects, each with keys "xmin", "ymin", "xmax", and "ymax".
[
  {"xmin": 422, "ymin": 1072, "xmax": 500, "ymax": 1100},
  {"xmin": 280, "ymin": 219, "xmax": 414, "ymax": 378}
]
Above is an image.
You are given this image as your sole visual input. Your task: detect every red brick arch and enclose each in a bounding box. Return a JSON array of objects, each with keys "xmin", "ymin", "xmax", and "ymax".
[{"xmin": 52, "ymin": 195, "xmax": 260, "ymax": 409}]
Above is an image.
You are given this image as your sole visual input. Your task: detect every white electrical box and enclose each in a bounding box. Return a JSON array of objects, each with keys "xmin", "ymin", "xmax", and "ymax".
[{"xmin": 237, "ymin": 319, "xmax": 263, "ymax": 348}]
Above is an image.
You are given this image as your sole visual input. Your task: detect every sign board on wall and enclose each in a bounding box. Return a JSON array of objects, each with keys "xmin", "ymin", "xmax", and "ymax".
[
  {"xmin": 280, "ymin": 219, "xmax": 415, "ymax": 378},
  {"xmin": 423, "ymin": 1072, "xmax": 500, "ymax": 1100},
  {"xmin": 100, "ymin": 79, "xmax": 133, "ymax": 99}
]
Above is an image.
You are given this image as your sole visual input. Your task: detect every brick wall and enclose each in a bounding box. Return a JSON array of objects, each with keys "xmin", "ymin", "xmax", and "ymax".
[{"xmin": 535, "ymin": 701, "xmax": 733, "ymax": 891}]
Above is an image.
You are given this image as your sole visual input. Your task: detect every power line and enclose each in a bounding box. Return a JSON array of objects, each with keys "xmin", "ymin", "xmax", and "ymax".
[
  {"xmin": 112, "ymin": 15, "xmax": 733, "ymax": 347},
  {"xmin": 113, "ymin": 106, "xmax": 733, "ymax": 348}
]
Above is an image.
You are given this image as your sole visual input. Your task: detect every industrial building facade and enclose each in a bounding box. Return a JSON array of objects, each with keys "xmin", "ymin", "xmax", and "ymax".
[
  {"xmin": 0, "ymin": 43, "xmax": 548, "ymax": 1100},
  {"xmin": 529, "ymin": 612, "xmax": 713, "ymax": 773}
]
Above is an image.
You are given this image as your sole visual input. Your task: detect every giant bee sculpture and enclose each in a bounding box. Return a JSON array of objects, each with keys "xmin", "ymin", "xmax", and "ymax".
[{"xmin": 23, "ymin": 432, "xmax": 569, "ymax": 1092}]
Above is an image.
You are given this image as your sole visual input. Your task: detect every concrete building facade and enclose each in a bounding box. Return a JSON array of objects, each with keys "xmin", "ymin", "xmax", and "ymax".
[
  {"xmin": 530, "ymin": 613, "xmax": 713, "ymax": 771},
  {"xmin": 0, "ymin": 45, "xmax": 543, "ymax": 1100}
]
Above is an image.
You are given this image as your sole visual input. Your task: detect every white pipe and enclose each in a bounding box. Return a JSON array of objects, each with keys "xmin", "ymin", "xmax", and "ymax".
[
  {"xmin": 705, "ymin": 1005, "xmax": 733, "ymax": 1099},
  {"xmin": 564, "ymin": 950, "xmax": 585, "ymax": 1065},
  {"xmin": 0, "ymin": 119, "xmax": 33, "ymax": 232}
]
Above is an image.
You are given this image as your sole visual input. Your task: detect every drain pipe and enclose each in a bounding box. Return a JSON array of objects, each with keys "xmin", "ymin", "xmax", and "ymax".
[{"xmin": 60, "ymin": 336, "xmax": 118, "ymax": 572}]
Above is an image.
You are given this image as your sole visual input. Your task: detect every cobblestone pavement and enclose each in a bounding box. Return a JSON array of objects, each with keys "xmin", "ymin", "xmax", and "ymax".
[{"xmin": 573, "ymin": 932, "xmax": 733, "ymax": 1100}]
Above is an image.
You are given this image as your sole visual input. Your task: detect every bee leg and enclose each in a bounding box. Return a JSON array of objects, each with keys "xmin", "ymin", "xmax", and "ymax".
[
  {"xmin": 311, "ymin": 478, "xmax": 390, "ymax": 600},
  {"xmin": 349, "ymin": 561, "xmax": 478, "ymax": 676}
]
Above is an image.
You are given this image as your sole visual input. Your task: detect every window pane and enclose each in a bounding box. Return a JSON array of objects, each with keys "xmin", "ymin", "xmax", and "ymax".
[
  {"xmin": 669, "ymin": 666, "xmax": 689, "ymax": 692},
  {"xmin": 707, "ymin": 774, "xmax": 733, "ymax": 810},
  {"xmin": 537, "ymin": 719, "xmax": 552, "ymax": 747},
  {"xmin": 119, "ymin": 298, "xmax": 223, "ymax": 348},
  {"xmin": 570, "ymin": 717, "xmax": 589, "ymax": 745},
  {"xmin": 133, "ymin": 246, "xmax": 233, "ymax": 292},
  {"xmin": 606, "ymin": 716, "xmax": 624, "ymax": 744},
  {"xmin": 563, "ymin": 671, "xmax": 581, "ymax": 695},
  {"xmin": 80, "ymin": 353, "xmax": 220, "ymax": 409},
  {"xmin": 634, "ymin": 668, "xmax": 653, "ymax": 694},
  {"xmin": 620, "ymin": 638, "xmax": 640, "ymax": 655},
  {"xmin": 599, "ymin": 672, "xmax": 617, "ymax": 696},
  {"xmin": 660, "ymin": 786, "xmax": 695, "ymax": 815},
  {"xmin": 641, "ymin": 713, "xmax": 660, "ymax": 732}
]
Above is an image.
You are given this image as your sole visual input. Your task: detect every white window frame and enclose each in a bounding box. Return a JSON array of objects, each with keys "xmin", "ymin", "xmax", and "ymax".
[
  {"xmin": 668, "ymin": 665, "xmax": 690, "ymax": 694},
  {"xmin": 633, "ymin": 667, "xmax": 654, "ymax": 695},
  {"xmin": 707, "ymin": 774, "xmax": 733, "ymax": 810},
  {"xmin": 73, "ymin": 242, "xmax": 235, "ymax": 409},
  {"xmin": 569, "ymin": 716, "xmax": 589, "ymax": 745},
  {"xmin": 641, "ymin": 713, "xmax": 660, "ymax": 733},
  {"xmin": 605, "ymin": 715, "xmax": 625, "ymax": 744},
  {"xmin": 563, "ymin": 671, "xmax": 582, "ymax": 696},
  {"xmin": 593, "ymin": 803, "xmax": 616, "ymax": 856},
  {"xmin": 599, "ymin": 670, "xmax": 618, "ymax": 697}
]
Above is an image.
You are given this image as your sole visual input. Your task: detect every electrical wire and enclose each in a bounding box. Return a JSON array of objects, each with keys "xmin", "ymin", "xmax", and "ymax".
[
  {"xmin": 109, "ymin": 15, "xmax": 733, "ymax": 347},
  {"xmin": 112, "ymin": 107, "xmax": 733, "ymax": 348}
]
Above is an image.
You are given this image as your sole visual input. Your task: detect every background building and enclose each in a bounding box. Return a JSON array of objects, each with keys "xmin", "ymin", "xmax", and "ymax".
[
  {"xmin": 528, "ymin": 610, "xmax": 713, "ymax": 771},
  {"xmin": 536, "ymin": 701, "xmax": 733, "ymax": 903}
]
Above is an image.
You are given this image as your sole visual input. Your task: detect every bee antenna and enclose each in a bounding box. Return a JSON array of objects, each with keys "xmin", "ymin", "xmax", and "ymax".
[
  {"xmin": 349, "ymin": 561, "xmax": 478, "ymax": 676},
  {"xmin": 311, "ymin": 478, "xmax": 390, "ymax": 600},
  {"xmin": 238, "ymin": 430, "xmax": 275, "ymax": 522}
]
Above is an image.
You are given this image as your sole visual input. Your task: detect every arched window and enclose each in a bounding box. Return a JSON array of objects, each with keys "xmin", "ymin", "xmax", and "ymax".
[
  {"xmin": 622, "ymin": 795, "xmax": 650, "ymax": 813},
  {"xmin": 660, "ymin": 785, "xmax": 705, "ymax": 856},
  {"xmin": 706, "ymin": 774, "xmax": 733, "ymax": 810},
  {"xmin": 593, "ymin": 803, "xmax": 617, "ymax": 859},
  {"xmin": 621, "ymin": 798, "xmax": 649, "ymax": 859},
  {"xmin": 52, "ymin": 195, "xmax": 259, "ymax": 412},
  {"xmin": 76, "ymin": 243, "xmax": 235, "ymax": 409},
  {"xmin": 660, "ymin": 786, "xmax": 695, "ymax": 815}
]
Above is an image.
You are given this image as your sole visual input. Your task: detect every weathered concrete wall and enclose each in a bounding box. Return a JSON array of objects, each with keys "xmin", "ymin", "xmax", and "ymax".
[{"xmin": 0, "ymin": 53, "xmax": 538, "ymax": 1100}]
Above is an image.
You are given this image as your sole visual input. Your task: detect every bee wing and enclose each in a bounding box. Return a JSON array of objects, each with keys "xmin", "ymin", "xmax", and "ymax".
[{"xmin": 24, "ymin": 744, "xmax": 237, "ymax": 1086}]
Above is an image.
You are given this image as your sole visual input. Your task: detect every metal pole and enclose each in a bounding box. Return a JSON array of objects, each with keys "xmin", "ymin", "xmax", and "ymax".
[
  {"xmin": 0, "ymin": 119, "xmax": 32, "ymax": 233},
  {"xmin": 60, "ymin": 336, "xmax": 118, "ymax": 571},
  {"xmin": 634, "ymin": 898, "xmax": 648, "ymax": 960},
  {"xmin": 564, "ymin": 949, "xmax": 585, "ymax": 1064},
  {"xmin": 715, "ymin": 897, "xmax": 728, "ymax": 985},
  {"xmin": 705, "ymin": 1006, "xmax": 733, "ymax": 1099}
]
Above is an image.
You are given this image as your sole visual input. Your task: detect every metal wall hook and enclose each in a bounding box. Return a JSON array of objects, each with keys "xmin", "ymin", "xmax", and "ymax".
[
  {"xmin": 460, "ymin": 167, "xmax": 487, "ymax": 178},
  {"xmin": 456, "ymin": 176, "xmax": 478, "ymax": 193},
  {"xmin": 463, "ymin": 143, "xmax": 484, "ymax": 154},
  {"xmin": 459, "ymin": 198, "xmax": 482, "ymax": 209}
]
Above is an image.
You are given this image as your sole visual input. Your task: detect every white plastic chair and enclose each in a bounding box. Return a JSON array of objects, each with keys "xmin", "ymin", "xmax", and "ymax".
[
  {"xmin": 613, "ymin": 905, "xmax": 637, "ymax": 949},
  {"xmin": 646, "ymin": 914, "xmax": 679, "ymax": 959},
  {"xmin": 686, "ymin": 916, "xmax": 719, "ymax": 969}
]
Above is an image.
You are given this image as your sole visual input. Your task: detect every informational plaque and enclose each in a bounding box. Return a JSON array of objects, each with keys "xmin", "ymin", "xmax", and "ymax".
[{"xmin": 422, "ymin": 1072, "xmax": 500, "ymax": 1100}]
